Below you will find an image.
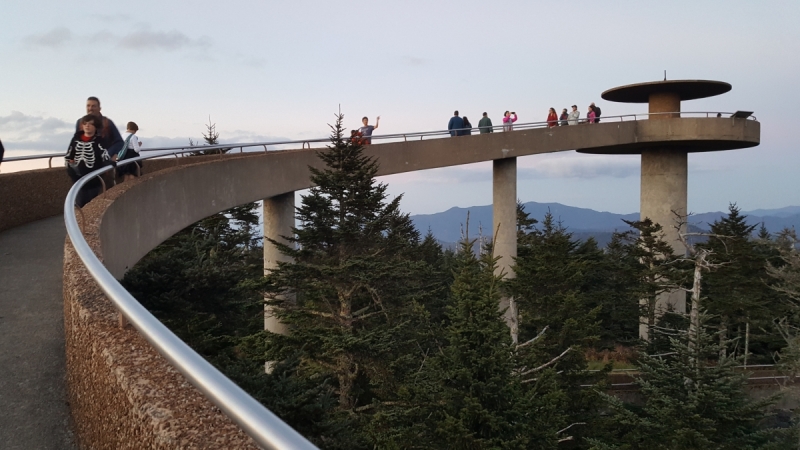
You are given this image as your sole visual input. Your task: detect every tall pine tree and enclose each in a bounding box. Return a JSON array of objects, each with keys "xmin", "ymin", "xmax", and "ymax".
[
  {"xmin": 700, "ymin": 204, "xmax": 785, "ymax": 361},
  {"xmin": 261, "ymin": 112, "xmax": 436, "ymax": 446}
]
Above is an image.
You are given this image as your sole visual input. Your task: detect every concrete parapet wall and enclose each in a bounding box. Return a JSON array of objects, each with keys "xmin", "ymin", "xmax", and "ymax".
[
  {"xmin": 0, "ymin": 154, "xmax": 235, "ymax": 234},
  {"xmin": 0, "ymin": 167, "xmax": 72, "ymax": 233},
  {"xmin": 62, "ymin": 185, "xmax": 258, "ymax": 450}
]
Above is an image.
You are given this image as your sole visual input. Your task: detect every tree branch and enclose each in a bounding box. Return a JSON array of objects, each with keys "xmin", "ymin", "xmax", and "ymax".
[
  {"xmin": 520, "ymin": 347, "xmax": 571, "ymax": 376},
  {"xmin": 516, "ymin": 326, "xmax": 548, "ymax": 349}
]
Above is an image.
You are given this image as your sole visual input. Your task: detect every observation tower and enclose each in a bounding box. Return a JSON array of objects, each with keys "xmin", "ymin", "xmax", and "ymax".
[{"xmin": 579, "ymin": 79, "xmax": 759, "ymax": 339}]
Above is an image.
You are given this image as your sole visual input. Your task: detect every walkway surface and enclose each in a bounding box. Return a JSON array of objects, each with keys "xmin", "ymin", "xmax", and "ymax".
[{"xmin": 0, "ymin": 215, "xmax": 76, "ymax": 449}]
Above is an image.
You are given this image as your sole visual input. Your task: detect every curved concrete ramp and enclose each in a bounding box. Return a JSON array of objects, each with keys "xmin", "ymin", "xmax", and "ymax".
[
  {"xmin": 98, "ymin": 117, "xmax": 759, "ymax": 279},
  {"xmin": 0, "ymin": 216, "xmax": 76, "ymax": 449}
]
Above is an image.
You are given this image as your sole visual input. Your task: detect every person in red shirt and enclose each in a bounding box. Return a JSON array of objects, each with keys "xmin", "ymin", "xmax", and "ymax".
[{"xmin": 547, "ymin": 108, "xmax": 558, "ymax": 128}]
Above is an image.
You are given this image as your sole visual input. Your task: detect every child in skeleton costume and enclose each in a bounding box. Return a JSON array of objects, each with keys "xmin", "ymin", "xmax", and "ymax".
[{"xmin": 66, "ymin": 114, "xmax": 111, "ymax": 206}]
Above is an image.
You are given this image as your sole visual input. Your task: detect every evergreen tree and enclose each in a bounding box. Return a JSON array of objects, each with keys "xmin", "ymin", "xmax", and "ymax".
[
  {"xmin": 590, "ymin": 312, "xmax": 797, "ymax": 450},
  {"xmin": 190, "ymin": 117, "xmax": 231, "ymax": 155},
  {"xmin": 123, "ymin": 118, "xmax": 263, "ymax": 364},
  {"xmin": 594, "ymin": 229, "xmax": 644, "ymax": 346},
  {"xmin": 372, "ymin": 237, "xmax": 567, "ymax": 449},
  {"xmin": 261, "ymin": 113, "xmax": 436, "ymax": 446},
  {"xmin": 508, "ymin": 209, "xmax": 607, "ymax": 447},
  {"xmin": 699, "ymin": 204, "xmax": 785, "ymax": 361},
  {"xmin": 619, "ymin": 218, "xmax": 685, "ymax": 346}
]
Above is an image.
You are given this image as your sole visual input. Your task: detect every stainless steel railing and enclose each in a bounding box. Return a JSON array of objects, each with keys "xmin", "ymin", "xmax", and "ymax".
[
  {"xmin": 4, "ymin": 111, "xmax": 756, "ymax": 166},
  {"xmin": 63, "ymin": 148, "xmax": 319, "ymax": 450}
]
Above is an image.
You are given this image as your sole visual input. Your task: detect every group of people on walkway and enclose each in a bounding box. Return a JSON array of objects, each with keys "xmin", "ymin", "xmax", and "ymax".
[
  {"xmin": 447, "ymin": 110, "xmax": 520, "ymax": 136},
  {"xmin": 448, "ymin": 103, "xmax": 602, "ymax": 136},
  {"xmin": 66, "ymin": 96, "xmax": 143, "ymax": 206},
  {"xmin": 547, "ymin": 103, "xmax": 602, "ymax": 127}
]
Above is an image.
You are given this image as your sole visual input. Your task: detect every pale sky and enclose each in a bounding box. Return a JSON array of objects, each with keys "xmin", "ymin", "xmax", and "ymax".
[{"xmin": 2, "ymin": 0, "xmax": 799, "ymax": 215}]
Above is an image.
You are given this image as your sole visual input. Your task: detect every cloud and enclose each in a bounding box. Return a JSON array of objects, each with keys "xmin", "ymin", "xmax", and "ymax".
[
  {"xmin": 118, "ymin": 30, "xmax": 210, "ymax": 51},
  {"xmin": 23, "ymin": 27, "xmax": 73, "ymax": 48},
  {"xmin": 519, "ymin": 156, "xmax": 640, "ymax": 179},
  {"xmin": 23, "ymin": 26, "xmax": 210, "ymax": 52},
  {"xmin": 385, "ymin": 154, "xmax": 642, "ymax": 186},
  {"xmin": 403, "ymin": 56, "xmax": 427, "ymax": 66},
  {"xmin": 0, "ymin": 111, "xmax": 75, "ymax": 152}
]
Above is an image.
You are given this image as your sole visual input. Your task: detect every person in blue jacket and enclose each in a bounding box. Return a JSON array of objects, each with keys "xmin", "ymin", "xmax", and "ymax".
[
  {"xmin": 75, "ymin": 97, "xmax": 123, "ymax": 157},
  {"xmin": 448, "ymin": 110, "xmax": 464, "ymax": 137}
]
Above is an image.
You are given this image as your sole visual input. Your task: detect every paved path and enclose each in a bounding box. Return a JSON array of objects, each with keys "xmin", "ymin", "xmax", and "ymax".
[{"xmin": 0, "ymin": 215, "xmax": 76, "ymax": 449}]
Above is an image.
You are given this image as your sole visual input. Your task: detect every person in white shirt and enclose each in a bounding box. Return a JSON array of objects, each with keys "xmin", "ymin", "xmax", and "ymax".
[
  {"xmin": 567, "ymin": 105, "xmax": 580, "ymax": 125},
  {"xmin": 115, "ymin": 121, "xmax": 142, "ymax": 181}
]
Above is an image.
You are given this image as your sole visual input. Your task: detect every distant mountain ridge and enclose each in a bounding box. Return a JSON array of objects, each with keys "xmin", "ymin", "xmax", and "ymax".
[{"xmin": 410, "ymin": 202, "xmax": 800, "ymax": 246}]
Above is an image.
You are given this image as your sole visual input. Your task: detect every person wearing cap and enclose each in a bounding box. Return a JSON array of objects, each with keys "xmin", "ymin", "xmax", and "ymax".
[{"xmin": 567, "ymin": 105, "xmax": 580, "ymax": 125}]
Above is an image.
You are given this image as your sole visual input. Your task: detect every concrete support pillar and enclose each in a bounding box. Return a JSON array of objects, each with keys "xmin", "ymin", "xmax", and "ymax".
[
  {"xmin": 493, "ymin": 158, "xmax": 518, "ymax": 343},
  {"xmin": 263, "ymin": 192, "xmax": 295, "ymax": 336},
  {"xmin": 639, "ymin": 148, "xmax": 687, "ymax": 340}
]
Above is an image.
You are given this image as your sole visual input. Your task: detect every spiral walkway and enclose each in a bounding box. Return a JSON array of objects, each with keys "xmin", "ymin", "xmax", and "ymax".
[{"xmin": 0, "ymin": 215, "xmax": 76, "ymax": 449}]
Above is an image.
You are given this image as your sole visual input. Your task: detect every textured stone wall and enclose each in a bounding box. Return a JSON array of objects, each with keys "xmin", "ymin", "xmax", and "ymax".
[
  {"xmin": 0, "ymin": 167, "xmax": 72, "ymax": 233},
  {"xmin": 62, "ymin": 156, "xmax": 261, "ymax": 449}
]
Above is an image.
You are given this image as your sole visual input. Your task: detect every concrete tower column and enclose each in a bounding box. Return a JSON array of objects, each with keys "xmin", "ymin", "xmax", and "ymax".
[
  {"xmin": 263, "ymin": 191, "xmax": 295, "ymax": 336},
  {"xmin": 493, "ymin": 157, "xmax": 518, "ymax": 343},
  {"xmin": 639, "ymin": 149, "xmax": 688, "ymax": 339},
  {"xmin": 640, "ymin": 91, "xmax": 686, "ymax": 340}
]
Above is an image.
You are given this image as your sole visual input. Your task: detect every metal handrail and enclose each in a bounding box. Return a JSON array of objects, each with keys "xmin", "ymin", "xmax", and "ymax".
[
  {"xmin": 5, "ymin": 111, "xmax": 756, "ymax": 165},
  {"xmin": 63, "ymin": 150, "xmax": 318, "ymax": 450},
  {"xmin": 48, "ymin": 109, "xmax": 757, "ymax": 447}
]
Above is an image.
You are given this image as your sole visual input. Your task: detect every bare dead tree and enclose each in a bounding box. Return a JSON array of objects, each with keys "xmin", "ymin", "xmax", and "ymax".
[{"xmin": 671, "ymin": 212, "xmax": 728, "ymax": 356}]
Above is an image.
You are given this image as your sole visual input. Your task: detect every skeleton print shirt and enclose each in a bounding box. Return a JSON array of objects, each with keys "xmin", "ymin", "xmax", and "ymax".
[{"xmin": 65, "ymin": 133, "xmax": 111, "ymax": 178}]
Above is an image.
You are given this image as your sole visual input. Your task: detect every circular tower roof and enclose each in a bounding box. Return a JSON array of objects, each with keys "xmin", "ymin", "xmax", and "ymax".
[{"xmin": 601, "ymin": 80, "xmax": 732, "ymax": 103}]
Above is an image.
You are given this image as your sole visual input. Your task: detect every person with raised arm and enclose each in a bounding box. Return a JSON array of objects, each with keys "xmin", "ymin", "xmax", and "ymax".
[
  {"xmin": 359, "ymin": 116, "xmax": 380, "ymax": 145},
  {"xmin": 502, "ymin": 111, "xmax": 517, "ymax": 131}
]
